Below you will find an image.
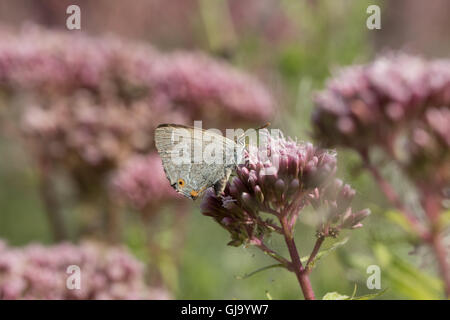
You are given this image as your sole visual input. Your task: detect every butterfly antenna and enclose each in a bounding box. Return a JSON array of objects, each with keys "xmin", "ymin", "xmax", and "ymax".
[{"xmin": 236, "ymin": 122, "xmax": 271, "ymax": 148}]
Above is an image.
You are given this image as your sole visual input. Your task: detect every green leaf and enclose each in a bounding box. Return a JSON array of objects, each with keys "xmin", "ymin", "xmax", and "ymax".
[
  {"xmin": 350, "ymin": 284, "xmax": 358, "ymax": 299},
  {"xmin": 372, "ymin": 242, "xmax": 392, "ymax": 267},
  {"xmin": 323, "ymin": 287, "xmax": 387, "ymax": 300},
  {"xmin": 338, "ymin": 243, "xmax": 445, "ymax": 299},
  {"xmin": 265, "ymin": 290, "xmax": 273, "ymax": 300},
  {"xmin": 385, "ymin": 210, "xmax": 415, "ymax": 235},
  {"xmin": 235, "ymin": 263, "xmax": 286, "ymax": 280},
  {"xmin": 373, "ymin": 243, "xmax": 443, "ymax": 299},
  {"xmin": 301, "ymin": 237, "xmax": 349, "ymax": 269},
  {"xmin": 438, "ymin": 210, "xmax": 450, "ymax": 228},
  {"xmin": 351, "ymin": 288, "xmax": 388, "ymax": 300},
  {"xmin": 227, "ymin": 239, "xmax": 243, "ymax": 247},
  {"xmin": 322, "ymin": 292, "xmax": 350, "ymax": 300}
]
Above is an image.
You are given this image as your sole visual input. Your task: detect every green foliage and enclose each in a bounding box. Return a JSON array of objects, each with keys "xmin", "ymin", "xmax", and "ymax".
[
  {"xmin": 385, "ymin": 210, "xmax": 416, "ymax": 236},
  {"xmin": 323, "ymin": 286, "xmax": 387, "ymax": 300},
  {"xmin": 372, "ymin": 243, "xmax": 444, "ymax": 300},
  {"xmin": 322, "ymin": 291, "xmax": 350, "ymax": 300},
  {"xmin": 235, "ymin": 264, "xmax": 286, "ymax": 280},
  {"xmin": 438, "ymin": 210, "xmax": 450, "ymax": 229},
  {"xmin": 301, "ymin": 237, "xmax": 349, "ymax": 270}
]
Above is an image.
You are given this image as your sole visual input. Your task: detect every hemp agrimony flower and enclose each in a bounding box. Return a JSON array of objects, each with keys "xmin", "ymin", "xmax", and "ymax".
[
  {"xmin": 201, "ymin": 134, "xmax": 369, "ymax": 299},
  {"xmin": 312, "ymin": 53, "xmax": 450, "ymax": 297},
  {"xmin": 0, "ymin": 25, "xmax": 275, "ymax": 241},
  {"xmin": 0, "ymin": 240, "xmax": 169, "ymax": 300}
]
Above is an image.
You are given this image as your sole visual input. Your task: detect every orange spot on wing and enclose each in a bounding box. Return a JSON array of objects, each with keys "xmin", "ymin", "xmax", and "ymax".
[{"xmin": 190, "ymin": 190, "xmax": 199, "ymax": 199}]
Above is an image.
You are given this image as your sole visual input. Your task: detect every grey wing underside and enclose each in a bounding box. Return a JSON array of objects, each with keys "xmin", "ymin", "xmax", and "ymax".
[{"xmin": 155, "ymin": 125, "xmax": 237, "ymax": 193}]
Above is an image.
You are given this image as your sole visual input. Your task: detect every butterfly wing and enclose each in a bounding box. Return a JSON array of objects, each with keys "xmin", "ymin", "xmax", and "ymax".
[
  {"xmin": 154, "ymin": 124, "xmax": 189, "ymax": 186},
  {"xmin": 155, "ymin": 124, "xmax": 238, "ymax": 199}
]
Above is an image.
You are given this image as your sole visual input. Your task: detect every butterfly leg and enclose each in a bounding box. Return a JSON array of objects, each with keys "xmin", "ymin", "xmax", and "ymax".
[{"xmin": 213, "ymin": 168, "xmax": 232, "ymax": 197}]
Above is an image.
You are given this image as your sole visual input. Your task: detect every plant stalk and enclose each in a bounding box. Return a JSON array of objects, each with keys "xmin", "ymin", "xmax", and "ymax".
[
  {"xmin": 361, "ymin": 152, "xmax": 450, "ymax": 297},
  {"xmin": 280, "ymin": 216, "xmax": 315, "ymax": 300},
  {"xmin": 430, "ymin": 233, "xmax": 450, "ymax": 298},
  {"xmin": 361, "ymin": 156, "xmax": 429, "ymax": 240},
  {"xmin": 39, "ymin": 166, "xmax": 68, "ymax": 241},
  {"xmin": 422, "ymin": 191, "xmax": 450, "ymax": 298},
  {"xmin": 306, "ymin": 236, "xmax": 325, "ymax": 272}
]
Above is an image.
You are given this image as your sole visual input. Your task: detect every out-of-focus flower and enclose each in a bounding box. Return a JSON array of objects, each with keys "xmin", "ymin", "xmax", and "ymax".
[
  {"xmin": 312, "ymin": 53, "xmax": 450, "ymax": 296},
  {"xmin": 312, "ymin": 53, "xmax": 450, "ymax": 188},
  {"xmin": 150, "ymin": 52, "xmax": 274, "ymax": 123},
  {"xmin": 308, "ymin": 178, "xmax": 371, "ymax": 231},
  {"xmin": 0, "ymin": 25, "xmax": 275, "ymax": 202},
  {"xmin": 201, "ymin": 133, "xmax": 369, "ymax": 246},
  {"xmin": 110, "ymin": 153, "xmax": 179, "ymax": 211},
  {"xmin": 0, "ymin": 240, "xmax": 170, "ymax": 300},
  {"xmin": 228, "ymin": 0, "xmax": 296, "ymax": 44},
  {"xmin": 0, "ymin": 26, "xmax": 274, "ymax": 122}
]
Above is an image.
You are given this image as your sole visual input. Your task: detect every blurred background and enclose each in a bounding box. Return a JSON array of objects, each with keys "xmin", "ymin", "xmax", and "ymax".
[{"xmin": 0, "ymin": 0, "xmax": 449, "ymax": 299}]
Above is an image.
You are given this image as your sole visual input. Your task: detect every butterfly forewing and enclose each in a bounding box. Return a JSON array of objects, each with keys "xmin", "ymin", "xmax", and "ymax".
[{"xmin": 155, "ymin": 124, "xmax": 241, "ymax": 199}]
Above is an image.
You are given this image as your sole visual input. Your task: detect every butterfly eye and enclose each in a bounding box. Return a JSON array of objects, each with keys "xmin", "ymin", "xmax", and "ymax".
[{"xmin": 177, "ymin": 179, "xmax": 185, "ymax": 187}]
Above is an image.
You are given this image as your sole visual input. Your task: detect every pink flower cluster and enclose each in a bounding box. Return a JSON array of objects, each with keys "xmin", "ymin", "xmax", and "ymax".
[
  {"xmin": 0, "ymin": 26, "xmax": 274, "ymax": 160},
  {"xmin": 200, "ymin": 133, "xmax": 369, "ymax": 300},
  {"xmin": 0, "ymin": 25, "xmax": 275, "ymax": 207},
  {"xmin": 201, "ymin": 134, "xmax": 369, "ymax": 246},
  {"xmin": 312, "ymin": 53, "xmax": 450, "ymax": 187},
  {"xmin": 110, "ymin": 153, "xmax": 179, "ymax": 210},
  {"xmin": 312, "ymin": 53, "xmax": 450, "ymax": 296},
  {"xmin": 150, "ymin": 52, "xmax": 274, "ymax": 122},
  {"xmin": 228, "ymin": 0, "xmax": 295, "ymax": 43},
  {"xmin": 0, "ymin": 240, "xmax": 170, "ymax": 300}
]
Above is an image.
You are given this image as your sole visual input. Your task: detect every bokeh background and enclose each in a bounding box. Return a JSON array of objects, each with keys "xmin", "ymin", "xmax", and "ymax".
[{"xmin": 0, "ymin": 0, "xmax": 449, "ymax": 299}]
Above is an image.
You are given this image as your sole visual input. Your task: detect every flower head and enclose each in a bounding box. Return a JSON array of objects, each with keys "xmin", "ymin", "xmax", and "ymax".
[
  {"xmin": 110, "ymin": 153, "xmax": 180, "ymax": 211},
  {"xmin": 0, "ymin": 25, "xmax": 275, "ymax": 203},
  {"xmin": 312, "ymin": 53, "xmax": 450, "ymax": 187},
  {"xmin": 201, "ymin": 133, "xmax": 369, "ymax": 246},
  {"xmin": 0, "ymin": 240, "xmax": 170, "ymax": 300}
]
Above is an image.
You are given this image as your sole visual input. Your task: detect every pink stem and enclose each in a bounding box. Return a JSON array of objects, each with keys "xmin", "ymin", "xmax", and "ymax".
[
  {"xmin": 431, "ymin": 233, "xmax": 450, "ymax": 298},
  {"xmin": 361, "ymin": 151, "xmax": 449, "ymax": 297},
  {"xmin": 39, "ymin": 163, "xmax": 68, "ymax": 241},
  {"xmin": 361, "ymin": 155, "xmax": 429, "ymax": 240},
  {"xmin": 306, "ymin": 236, "xmax": 325, "ymax": 272},
  {"xmin": 421, "ymin": 190, "xmax": 450, "ymax": 298},
  {"xmin": 280, "ymin": 216, "xmax": 315, "ymax": 300}
]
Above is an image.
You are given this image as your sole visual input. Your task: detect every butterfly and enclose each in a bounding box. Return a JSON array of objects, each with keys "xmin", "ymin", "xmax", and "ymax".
[{"xmin": 155, "ymin": 123, "xmax": 269, "ymax": 200}]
